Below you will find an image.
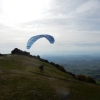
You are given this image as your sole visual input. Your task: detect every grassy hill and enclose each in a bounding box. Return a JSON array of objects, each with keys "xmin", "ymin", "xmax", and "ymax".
[{"xmin": 0, "ymin": 54, "xmax": 100, "ymax": 100}]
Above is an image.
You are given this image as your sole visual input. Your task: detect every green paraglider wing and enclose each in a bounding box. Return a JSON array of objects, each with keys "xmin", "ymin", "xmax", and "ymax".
[{"xmin": 27, "ymin": 34, "xmax": 55, "ymax": 49}]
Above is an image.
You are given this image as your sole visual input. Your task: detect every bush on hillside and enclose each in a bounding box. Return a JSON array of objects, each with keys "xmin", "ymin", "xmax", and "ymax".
[
  {"xmin": 11, "ymin": 48, "xmax": 30, "ymax": 56},
  {"xmin": 50, "ymin": 62, "xmax": 55, "ymax": 66},
  {"xmin": 77, "ymin": 74, "xmax": 96, "ymax": 84},
  {"xmin": 77, "ymin": 74, "xmax": 86, "ymax": 82},
  {"xmin": 0, "ymin": 53, "xmax": 4, "ymax": 56},
  {"xmin": 37, "ymin": 55, "xmax": 40, "ymax": 59},
  {"xmin": 60, "ymin": 66, "xmax": 67, "ymax": 73},
  {"xmin": 86, "ymin": 76, "xmax": 96, "ymax": 84},
  {"xmin": 66, "ymin": 71, "xmax": 76, "ymax": 77}
]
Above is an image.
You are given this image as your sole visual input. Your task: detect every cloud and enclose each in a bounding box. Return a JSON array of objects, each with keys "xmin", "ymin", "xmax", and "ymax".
[
  {"xmin": 0, "ymin": 0, "xmax": 100, "ymax": 55},
  {"xmin": 0, "ymin": 23, "xmax": 11, "ymax": 30},
  {"xmin": 20, "ymin": 0, "xmax": 100, "ymax": 32},
  {"xmin": 0, "ymin": 0, "xmax": 2, "ymax": 13},
  {"xmin": 48, "ymin": 0, "xmax": 87, "ymax": 14}
]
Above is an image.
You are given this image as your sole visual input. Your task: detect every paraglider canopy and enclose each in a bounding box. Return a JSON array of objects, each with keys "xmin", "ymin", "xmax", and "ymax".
[{"xmin": 27, "ymin": 34, "xmax": 55, "ymax": 49}]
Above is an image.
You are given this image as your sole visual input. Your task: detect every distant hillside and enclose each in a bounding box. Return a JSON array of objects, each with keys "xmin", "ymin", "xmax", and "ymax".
[{"xmin": 0, "ymin": 49, "xmax": 100, "ymax": 100}]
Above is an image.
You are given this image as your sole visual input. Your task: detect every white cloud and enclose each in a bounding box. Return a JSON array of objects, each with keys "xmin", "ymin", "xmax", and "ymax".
[{"xmin": 0, "ymin": 0, "xmax": 100, "ymax": 55}]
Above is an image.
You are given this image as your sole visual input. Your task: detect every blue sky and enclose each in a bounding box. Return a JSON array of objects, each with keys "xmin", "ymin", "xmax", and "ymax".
[{"xmin": 0, "ymin": 0, "xmax": 100, "ymax": 55}]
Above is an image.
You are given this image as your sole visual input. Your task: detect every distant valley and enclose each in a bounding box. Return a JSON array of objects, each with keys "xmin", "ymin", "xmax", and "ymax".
[{"xmin": 41, "ymin": 55, "xmax": 100, "ymax": 81}]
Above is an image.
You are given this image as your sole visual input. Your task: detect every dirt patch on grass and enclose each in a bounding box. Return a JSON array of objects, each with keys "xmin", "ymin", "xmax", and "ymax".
[{"xmin": 56, "ymin": 89, "xmax": 70, "ymax": 100}]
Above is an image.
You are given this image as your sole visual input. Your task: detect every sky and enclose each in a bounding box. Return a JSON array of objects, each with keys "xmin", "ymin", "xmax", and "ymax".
[{"xmin": 0, "ymin": 0, "xmax": 100, "ymax": 56}]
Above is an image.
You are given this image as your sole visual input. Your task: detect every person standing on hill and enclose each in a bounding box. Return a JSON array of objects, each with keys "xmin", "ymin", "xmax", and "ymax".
[{"xmin": 39, "ymin": 65, "xmax": 44, "ymax": 72}]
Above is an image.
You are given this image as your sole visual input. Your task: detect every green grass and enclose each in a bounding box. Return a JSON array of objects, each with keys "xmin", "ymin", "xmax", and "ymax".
[
  {"xmin": 69, "ymin": 81, "xmax": 100, "ymax": 100},
  {"xmin": 0, "ymin": 54, "xmax": 100, "ymax": 100}
]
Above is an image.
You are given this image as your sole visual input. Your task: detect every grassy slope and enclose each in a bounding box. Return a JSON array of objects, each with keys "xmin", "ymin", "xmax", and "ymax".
[{"xmin": 0, "ymin": 54, "xmax": 100, "ymax": 100}]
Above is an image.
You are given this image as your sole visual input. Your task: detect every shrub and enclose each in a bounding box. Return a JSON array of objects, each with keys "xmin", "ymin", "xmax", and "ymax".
[
  {"xmin": 77, "ymin": 74, "xmax": 96, "ymax": 84},
  {"xmin": 77, "ymin": 74, "xmax": 86, "ymax": 81},
  {"xmin": 60, "ymin": 66, "xmax": 67, "ymax": 73},
  {"xmin": 86, "ymin": 76, "xmax": 96, "ymax": 84}
]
